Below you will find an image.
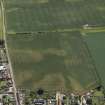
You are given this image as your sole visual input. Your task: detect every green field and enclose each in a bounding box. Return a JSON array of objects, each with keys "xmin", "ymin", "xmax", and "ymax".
[
  {"xmin": 5, "ymin": 0, "xmax": 105, "ymax": 32},
  {"xmin": 6, "ymin": 31, "xmax": 99, "ymax": 92},
  {"xmin": 0, "ymin": 5, "xmax": 3, "ymax": 39},
  {"xmin": 83, "ymin": 32, "xmax": 105, "ymax": 89},
  {"xmin": 4, "ymin": 0, "xmax": 105, "ymax": 93}
]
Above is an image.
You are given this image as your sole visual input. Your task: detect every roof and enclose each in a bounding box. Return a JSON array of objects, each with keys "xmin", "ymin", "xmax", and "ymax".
[{"xmin": 0, "ymin": 66, "xmax": 6, "ymax": 71}]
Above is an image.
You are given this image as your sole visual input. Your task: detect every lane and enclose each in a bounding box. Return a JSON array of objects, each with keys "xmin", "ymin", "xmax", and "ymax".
[{"xmin": 0, "ymin": 0, "xmax": 19, "ymax": 105}]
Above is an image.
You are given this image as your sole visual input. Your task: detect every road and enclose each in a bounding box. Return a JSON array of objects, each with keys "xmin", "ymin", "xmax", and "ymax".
[{"xmin": 0, "ymin": 0, "xmax": 19, "ymax": 105}]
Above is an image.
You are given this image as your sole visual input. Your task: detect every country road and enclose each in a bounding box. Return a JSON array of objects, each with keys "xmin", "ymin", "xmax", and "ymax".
[{"xmin": 0, "ymin": 0, "xmax": 19, "ymax": 105}]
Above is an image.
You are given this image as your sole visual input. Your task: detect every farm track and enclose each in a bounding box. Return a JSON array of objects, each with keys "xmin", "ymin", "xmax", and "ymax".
[{"xmin": 7, "ymin": 26, "xmax": 105, "ymax": 36}]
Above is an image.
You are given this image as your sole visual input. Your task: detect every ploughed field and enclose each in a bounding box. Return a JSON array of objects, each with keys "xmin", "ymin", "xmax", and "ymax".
[
  {"xmin": 4, "ymin": 0, "xmax": 105, "ymax": 92},
  {"xmin": 7, "ymin": 31, "xmax": 99, "ymax": 92}
]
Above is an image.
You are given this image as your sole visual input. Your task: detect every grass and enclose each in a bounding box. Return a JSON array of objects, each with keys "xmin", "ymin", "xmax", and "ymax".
[
  {"xmin": 83, "ymin": 32, "xmax": 105, "ymax": 89},
  {"xmin": 6, "ymin": 31, "xmax": 99, "ymax": 92},
  {"xmin": 4, "ymin": 0, "xmax": 105, "ymax": 32},
  {"xmin": 0, "ymin": 81, "xmax": 7, "ymax": 87}
]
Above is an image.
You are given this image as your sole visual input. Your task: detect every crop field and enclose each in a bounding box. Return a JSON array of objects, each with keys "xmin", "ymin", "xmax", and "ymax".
[
  {"xmin": 0, "ymin": 5, "xmax": 3, "ymax": 39},
  {"xmin": 6, "ymin": 31, "xmax": 99, "ymax": 92},
  {"xmin": 4, "ymin": 0, "xmax": 105, "ymax": 93},
  {"xmin": 83, "ymin": 32, "xmax": 105, "ymax": 89},
  {"xmin": 4, "ymin": 0, "xmax": 105, "ymax": 32}
]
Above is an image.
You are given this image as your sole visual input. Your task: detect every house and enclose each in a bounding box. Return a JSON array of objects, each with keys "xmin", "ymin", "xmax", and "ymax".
[
  {"xmin": 0, "ymin": 102, "xmax": 3, "ymax": 105},
  {"xmin": 0, "ymin": 66, "xmax": 6, "ymax": 71}
]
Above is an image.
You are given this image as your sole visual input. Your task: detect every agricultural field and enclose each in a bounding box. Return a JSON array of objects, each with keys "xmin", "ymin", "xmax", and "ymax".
[
  {"xmin": 6, "ymin": 31, "xmax": 99, "ymax": 92},
  {"xmin": 4, "ymin": 0, "xmax": 105, "ymax": 93},
  {"xmin": 83, "ymin": 32, "xmax": 105, "ymax": 89},
  {"xmin": 0, "ymin": 5, "xmax": 3, "ymax": 39},
  {"xmin": 4, "ymin": 0, "xmax": 105, "ymax": 32}
]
